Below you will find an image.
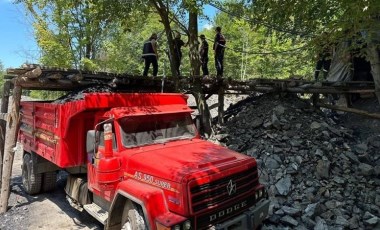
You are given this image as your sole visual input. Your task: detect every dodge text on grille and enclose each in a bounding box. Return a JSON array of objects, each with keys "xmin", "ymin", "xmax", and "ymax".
[{"xmin": 209, "ymin": 200, "xmax": 248, "ymax": 221}]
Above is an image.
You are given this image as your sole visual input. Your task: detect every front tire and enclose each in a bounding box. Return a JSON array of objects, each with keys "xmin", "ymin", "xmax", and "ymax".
[
  {"xmin": 22, "ymin": 153, "xmax": 42, "ymax": 195},
  {"xmin": 121, "ymin": 201, "xmax": 147, "ymax": 230}
]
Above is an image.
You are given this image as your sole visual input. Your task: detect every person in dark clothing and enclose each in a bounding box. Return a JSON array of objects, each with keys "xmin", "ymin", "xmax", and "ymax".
[
  {"xmin": 314, "ymin": 33, "xmax": 334, "ymax": 81},
  {"xmin": 199, "ymin": 34, "xmax": 209, "ymax": 77},
  {"xmin": 314, "ymin": 51, "xmax": 332, "ymax": 81},
  {"xmin": 213, "ymin": 26, "xmax": 226, "ymax": 77},
  {"xmin": 173, "ymin": 33, "xmax": 185, "ymax": 76},
  {"xmin": 142, "ymin": 33, "xmax": 158, "ymax": 77}
]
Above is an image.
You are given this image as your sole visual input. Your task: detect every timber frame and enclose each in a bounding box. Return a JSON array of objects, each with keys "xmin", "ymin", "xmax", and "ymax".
[{"xmin": 0, "ymin": 64, "xmax": 378, "ymax": 214}]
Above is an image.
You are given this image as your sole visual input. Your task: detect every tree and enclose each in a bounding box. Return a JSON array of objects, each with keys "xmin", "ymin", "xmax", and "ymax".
[
  {"xmin": 247, "ymin": 0, "xmax": 380, "ymax": 100},
  {"xmin": 20, "ymin": 0, "xmax": 148, "ymax": 69},
  {"xmin": 205, "ymin": 12, "xmax": 312, "ymax": 79}
]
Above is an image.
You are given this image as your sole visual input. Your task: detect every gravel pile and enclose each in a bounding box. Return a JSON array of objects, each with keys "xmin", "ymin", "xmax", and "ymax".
[{"xmin": 212, "ymin": 93, "xmax": 380, "ymax": 229}]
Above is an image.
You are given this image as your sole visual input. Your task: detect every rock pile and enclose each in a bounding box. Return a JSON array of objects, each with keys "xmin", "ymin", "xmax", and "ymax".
[{"xmin": 213, "ymin": 93, "xmax": 380, "ymax": 229}]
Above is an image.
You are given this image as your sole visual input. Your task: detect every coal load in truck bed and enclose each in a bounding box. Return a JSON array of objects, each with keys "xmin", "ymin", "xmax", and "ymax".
[{"xmin": 53, "ymin": 85, "xmax": 115, "ymax": 104}]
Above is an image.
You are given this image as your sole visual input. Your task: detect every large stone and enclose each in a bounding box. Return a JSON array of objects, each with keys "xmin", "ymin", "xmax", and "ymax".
[
  {"xmin": 316, "ymin": 160, "xmax": 330, "ymax": 179},
  {"xmin": 348, "ymin": 215, "xmax": 359, "ymax": 229},
  {"xmin": 335, "ymin": 216, "xmax": 349, "ymax": 227},
  {"xmin": 265, "ymin": 157, "xmax": 280, "ymax": 169},
  {"xmin": 275, "ymin": 176, "xmax": 292, "ymax": 196},
  {"xmin": 333, "ymin": 176, "xmax": 345, "ymax": 184},
  {"xmin": 325, "ymin": 200, "xmax": 342, "ymax": 210},
  {"xmin": 273, "ymin": 105, "xmax": 285, "ymax": 116},
  {"xmin": 272, "ymin": 113, "xmax": 281, "ymax": 129},
  {"xmin": 354, "ymin": 143, "xmax": 368, "ymax": 154},
  {"xmin": 364, "ymin": 217, "xmax": 379, "ymax": 225},
  {"xmin": 282, "ymin": 206, "xmax": 301, "ymax": 216},
  {"xmin": 363, "ymin": 211, "xmax": 376, "ymax": 220},
  {"xmin": 358, "ymin": 163, "xmax": 374, "ymax": 176},
  {"xmin": 310, "ymin": 121, "xmax": 322, "ymax": 130},
  {"xmin": 304, "ymin": 203, "xmax": 321, "ymax": 218},
  {"xmin": 280, "ymin": 215, "xmax": 298, "ymax": 226},
  {"xmin": 345, "ymin": 151, "xmax": 359, "ymax": 163},
  {"xmin": 314, "ymin": 217, "xmax": 328, "ymax": 230},
  {"xmin": 251, "ymin": 118, "xmax": 264, "ymax": 128},
  {"xmin": 315, "ymin": 149, "xmax": 324, "ymax": 157},
  {"xmin": 301, "ymin": 215, "xmax": 316, "ymax": 228}
]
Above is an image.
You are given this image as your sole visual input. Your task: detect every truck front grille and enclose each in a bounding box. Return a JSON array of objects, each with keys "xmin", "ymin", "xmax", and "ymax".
[{"xmin": 190, "ymin": 167, "xmax": 258, "ymax": 214}]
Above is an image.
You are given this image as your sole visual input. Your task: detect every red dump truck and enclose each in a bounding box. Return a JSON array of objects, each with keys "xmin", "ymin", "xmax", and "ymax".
[{"xmin": 18, "ymin": 93, "xmax": 269, "ymax": 230}]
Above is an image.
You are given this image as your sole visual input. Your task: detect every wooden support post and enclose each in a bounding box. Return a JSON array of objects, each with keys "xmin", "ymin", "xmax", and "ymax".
[
  {"xmin": 312, "ymin": 93, "xmax": 319, "ymax": 108},
  {"xmin": 192, "ymin": 77, "xmax": 213, "ymax": 137},
  {"xmin": 0, "ymin": 83, "xmax": 21, "ymax": 214},
  {"xmin": 0, "ymin": 81, "xmax": 11, "ymax": 189},
  {"xmin": 218, "ymin": 80, "xmax": 225, "ymax": 125}
]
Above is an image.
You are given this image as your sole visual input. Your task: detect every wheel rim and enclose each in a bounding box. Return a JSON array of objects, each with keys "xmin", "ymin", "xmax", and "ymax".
[
  {"xmin": 22, "ymin": 161, "xmax": 28, "ymax": 189},
  {"xmin": 124, "ymin": 222, "xmax": 132, "ymax": 230}
]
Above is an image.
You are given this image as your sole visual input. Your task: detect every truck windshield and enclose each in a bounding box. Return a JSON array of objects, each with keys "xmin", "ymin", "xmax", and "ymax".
[{"xmin": 119, "ymin": 113, "xmax": 196, "ymax": 148}]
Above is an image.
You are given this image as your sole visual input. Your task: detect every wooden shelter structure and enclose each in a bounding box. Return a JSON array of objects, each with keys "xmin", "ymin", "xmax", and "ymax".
[{"xmin": 0, "ymin": 65, "xmax": 378, "ymax": 213}]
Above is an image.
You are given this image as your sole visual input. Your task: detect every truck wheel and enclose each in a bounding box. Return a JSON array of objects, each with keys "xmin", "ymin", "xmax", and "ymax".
[
  {"xmin": 42, "ymin": 171, "xmax": 57, "ymax": 192},
  {"xmin": 121, "ymin": 201, "xmax": 147, "ymax": 230},
  {"xmin": 22, "ymin": 154, "xmax": 42, "ymax": 195}
]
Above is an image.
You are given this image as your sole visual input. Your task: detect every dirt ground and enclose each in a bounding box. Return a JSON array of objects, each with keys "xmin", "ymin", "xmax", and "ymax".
[{"xmin": 0, "ymin": 145, "xmax": 102, "ymax": 230}]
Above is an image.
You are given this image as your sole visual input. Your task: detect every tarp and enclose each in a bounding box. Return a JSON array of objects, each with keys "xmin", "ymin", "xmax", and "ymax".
[{"xmin": 326, "ymin": 41, "xmax": 353, "ymax": 82}]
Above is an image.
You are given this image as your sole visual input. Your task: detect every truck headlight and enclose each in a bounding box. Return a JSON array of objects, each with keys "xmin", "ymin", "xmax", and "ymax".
[
  {"xmin": 183, "ymin": 220, "xmax": 191, "ymax": 230},
  {"xmin": 173, "ymin": 225, "xmax": 181, "ymax": 230},
  {"xmin": 258, "ymin": 189, "xmax": 263, "ymax": 198}
]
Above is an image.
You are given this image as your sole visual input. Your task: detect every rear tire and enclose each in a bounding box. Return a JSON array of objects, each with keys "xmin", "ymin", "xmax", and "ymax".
[
  {"xmin": 121, "ymin": 201, "xmax": 146, "ymax": 230},
  {"xmin": 42, "ymin": 171, "xmax": 57, "ymax": 192},
  {"xmin": 22, "ymin": 153, "xmax": 42, "ymax": 195}
]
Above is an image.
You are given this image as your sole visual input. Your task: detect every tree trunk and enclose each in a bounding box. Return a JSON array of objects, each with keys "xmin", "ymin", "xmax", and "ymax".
[
  {"xmin": 0, "ymin": 83, "xmax": 21, "ymax": 214},
  {"xmin": 0, "ymin": 81, "xmax": 11, "ymax": 189},
  {"xmin": 188, "ymin": 8, "xmax": 213, "ymax": 137},
  {"xmin": 188, "ymin": 11, "xmax": 200, "ymax": 76},
  {"xmin": 150, "ymin": 0, "xmax": 179, "ymax": 88}
]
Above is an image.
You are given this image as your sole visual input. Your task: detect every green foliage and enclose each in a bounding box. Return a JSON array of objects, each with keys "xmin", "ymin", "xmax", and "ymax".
[
  {"xmin": 248, "ymin": 0, "xmax": 380, "ymax": 56},
  {"xmin": 22, "ymin": 0, "xmax": 379, "ymax": 80},
  {"xmin": 200, "ymin": 13, "xmax": 313, "ymax": 79},
  {"xmin": 22, "ymin": 0, "xmax": 149, "ymax": 69},
  {"xmin": 98, "ymin": 14, "xmax": 165, "ymax": 74},
  {"xmin": 28, "ymin": 90, "xmax": 65, "ymax": 100}
]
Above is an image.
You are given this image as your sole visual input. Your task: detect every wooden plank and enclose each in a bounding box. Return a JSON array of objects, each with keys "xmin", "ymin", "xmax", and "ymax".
[
  {"xmin": 20, "ymin": 66, "xmax": 42, "ymax": 79},
  {"xmin": 0, "ymin": 81, "xmax": 11, "ymax": 191},
  {"xmin": 218, "ymin": 81, "xmax": 225, "ymax": 125},
  {"xmin": 317, "ymin": 102, "xmax": 380, "ymax": 119},
  {"xmin": 67, "ymin": 73, "xmax": 84, "ymax": 82},
  {"xmin": 0, "ymin": 84, "xmax": 21, "ymax": 213},
  {"xmin": 46, "ymin": 73, "xmax": 63, "ymax": 80}
]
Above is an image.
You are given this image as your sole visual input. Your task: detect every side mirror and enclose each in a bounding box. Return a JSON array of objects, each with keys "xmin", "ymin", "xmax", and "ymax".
[{"xmin": 86, "ymin": 130, "xmax": 99, "ymax": 154}]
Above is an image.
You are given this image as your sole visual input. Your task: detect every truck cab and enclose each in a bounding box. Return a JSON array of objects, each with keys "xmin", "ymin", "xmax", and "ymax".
[{"xmin": 19, "ymin": 93, "xmax": 269, "ymax": 230}]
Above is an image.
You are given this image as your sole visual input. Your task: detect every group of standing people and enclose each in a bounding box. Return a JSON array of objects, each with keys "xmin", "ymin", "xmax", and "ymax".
[{"xmin": 141, "ymin": 26, "xmax": 226, "ymax": 78}]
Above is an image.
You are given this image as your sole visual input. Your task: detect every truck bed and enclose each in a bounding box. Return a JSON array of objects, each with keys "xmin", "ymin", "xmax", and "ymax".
[{"xmin": 19, "ymin": 93, "xmax": 188, "ymax": 168}]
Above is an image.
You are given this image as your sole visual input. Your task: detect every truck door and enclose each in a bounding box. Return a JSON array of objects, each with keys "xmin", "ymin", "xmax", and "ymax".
[{"xmin": 87, "ymin": 122, "xmax": 118, "ymax": 194}]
